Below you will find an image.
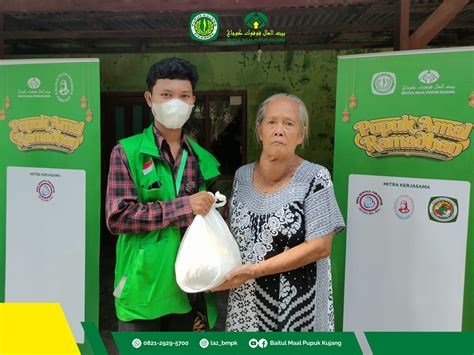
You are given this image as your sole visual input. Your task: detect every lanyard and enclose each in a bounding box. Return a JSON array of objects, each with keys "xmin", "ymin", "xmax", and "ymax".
[{"xmin": 175, "ymin": 148, "xmax": 188, "ymax": 195}]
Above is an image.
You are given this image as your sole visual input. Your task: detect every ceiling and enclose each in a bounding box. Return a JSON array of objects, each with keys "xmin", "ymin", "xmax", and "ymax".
[{"xmin": 1, "ymin": 0, "xmax": 474, "ymax": 55}]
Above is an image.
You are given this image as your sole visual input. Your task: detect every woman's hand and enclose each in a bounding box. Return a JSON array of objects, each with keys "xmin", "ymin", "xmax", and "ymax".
[
  {"xmin": 211, "ymin": 233, "xmax": 334, "ymax": 292},
  {"xmin": 211, "ymin": 264, "xmax": 257, "ymax": 291}
]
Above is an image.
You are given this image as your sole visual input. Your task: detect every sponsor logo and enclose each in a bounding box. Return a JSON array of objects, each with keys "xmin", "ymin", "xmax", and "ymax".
[
  {"xmin": 9, "ymin": 115, "xmax": 85, "ymax": 153},
  {"xmin": 37, "ymin": 180, "xmax": 55, "ymax": 201},
  {"xmin": 353, "ymin": 115, "xmax": 472, "ymax": 160},
  {"xmin": 244, "ymin": 12, "xmax": 268, "ymax": 29},
  {"xmin": 371, "ymin": 72, "xmax": 396, "ymax": 95},
  {"xmin": 27, "ymin": 77, "xmax": 41, "ymax": 89},
  {"xmin": 18, "ymin": 77, "xmax": 51, "ymax": 99},
  {"xmin": 428, "ymin": 196, "xmax": 458, "ymax": 223},
  {"xmin": 394, "ymin": 195, "xmax": 414, "ymax": 219},
  {"xmin": 190, "ymin": 12, "xmax": 219, "ymax": 42},
  {"xmin": 418, "ymin": 69, "xmax": 440, "ymax": 84},
  {"xmin": 55, "ymin": 72, "xmax": 74, "ymax": 102},
  {"xmin": 402, "ymin": 69, "xmax": 455, "ymax": 96},
  {"xmin": 225, "ymin": 11, "xmax": 286, "ymax": 44},
  {"xmin": 356, "ymin": 190, "xmax": 382, "ymax": 214}
]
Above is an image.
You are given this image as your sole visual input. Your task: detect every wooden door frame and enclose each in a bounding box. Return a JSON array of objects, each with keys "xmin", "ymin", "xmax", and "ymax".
[{"xmin": 101, "ymin": 90, "xmax": 248, "ymax": 168}]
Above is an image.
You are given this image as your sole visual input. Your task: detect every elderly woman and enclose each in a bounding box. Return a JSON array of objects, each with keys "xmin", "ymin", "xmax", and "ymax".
[{"xmin": 214, "ymin": 93, "xmax": 345, "ymax": 332}]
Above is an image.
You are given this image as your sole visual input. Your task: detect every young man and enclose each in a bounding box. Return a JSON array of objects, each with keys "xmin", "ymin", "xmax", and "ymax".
[{"xmin": 105, "ymin": 58, "xmax": 220, "ymax": 331}]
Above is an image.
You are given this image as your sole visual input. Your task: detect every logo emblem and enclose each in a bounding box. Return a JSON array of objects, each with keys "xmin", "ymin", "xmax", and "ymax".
[
  {"xmin": 418, "ymin": 69, "xmax": 440, "ymax": 84},
  {"xmin": 371, "ymin": 72, "xmax": 396, "ymax": 95},
  {"xmin": 244, "ymin": 12, "xmax": 268, "ymax": 29},
  {"xmin": 28, "ymin": 77, "xmax": 41, "ymax": 89},
  {"xmin": 394, "ymin": 195, "xmax": 414, "ymax": 219},
  {"xmin": 55, "ymin": 73, "xmax": 74, "ymax": 102},
  {"xmin": 190, "ymin": 12, "xmax": 219, "ymax": 42},
  {"xmin": 356, "ymin": 190, "xmax": 382, "ymax": 214},
  {"xmin": 428, "ymin": 196, "xmax": 458, "ymax": 223},
  {"xmin": 37, "ymin": 180, "xmax": 55, "ymax": 201}
]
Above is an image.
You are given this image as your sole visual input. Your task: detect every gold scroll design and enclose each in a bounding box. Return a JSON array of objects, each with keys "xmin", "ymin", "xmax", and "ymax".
[
  {"xmin": 353, "ymin": 115, "xmax": 472, "ymax": 161},
  {"xmin": 9, "ymin": 115, "xmax": 85, "ymax": 153}
]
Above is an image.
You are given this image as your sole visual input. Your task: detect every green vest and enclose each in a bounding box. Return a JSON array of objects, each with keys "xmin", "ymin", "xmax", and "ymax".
[{"xmin": 113, "ymin": 125, "xmax": 220, "ymax": 327}]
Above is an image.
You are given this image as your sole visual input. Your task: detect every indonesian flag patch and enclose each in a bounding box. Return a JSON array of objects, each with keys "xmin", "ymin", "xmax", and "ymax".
[{"xmin": 143, "ymin": 159, "xmax": 153, "ymax": 175}]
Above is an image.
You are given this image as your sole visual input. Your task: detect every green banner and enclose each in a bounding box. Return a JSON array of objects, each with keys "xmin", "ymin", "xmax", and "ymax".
[
  {"xmin": 0, "ymin": 59, "xmax": 101, "ymax": 353},
  {"xmin": 332, "ymin": 47, "xmax": 474, "ymax": 336},
  {"xmin": 365, "ymin": 332, "xmax": 474, "ymax": 355}
]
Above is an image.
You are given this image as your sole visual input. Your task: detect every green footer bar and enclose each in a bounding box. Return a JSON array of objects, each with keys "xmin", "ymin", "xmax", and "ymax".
[{"xmin": 112, "ymin": 332, "xmax": 362, "ymax": 354}]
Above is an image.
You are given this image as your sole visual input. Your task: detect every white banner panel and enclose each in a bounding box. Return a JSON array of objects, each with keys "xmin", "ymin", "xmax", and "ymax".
[
  {"xmin": 6, "ymin": 166, "xmax": 86, "ymax": 343},
  {"xmin": 343, "ymin": 174, "xmax": 470, "ymax": 331}
]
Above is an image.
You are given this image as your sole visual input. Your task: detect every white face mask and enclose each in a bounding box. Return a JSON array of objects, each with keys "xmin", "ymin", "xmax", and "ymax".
[{"xmin": 151, "ymin": 99, "xmax": 194, "ymax": 129}]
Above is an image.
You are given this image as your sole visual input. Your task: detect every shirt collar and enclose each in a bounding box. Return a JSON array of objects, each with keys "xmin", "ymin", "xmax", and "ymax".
[{"xmin": 152, "ymin": 125, "xmax": 194, "ymax": 156}]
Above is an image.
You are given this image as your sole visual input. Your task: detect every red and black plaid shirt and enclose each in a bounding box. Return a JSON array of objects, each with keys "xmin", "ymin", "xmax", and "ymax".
[{"xmin": 105, "ymin": 126, "xmax": 201, "ymax": 235}]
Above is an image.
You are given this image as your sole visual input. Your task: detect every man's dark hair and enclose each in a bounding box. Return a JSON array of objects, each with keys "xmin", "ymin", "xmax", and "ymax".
[{"xmin": 146, "ymin": 57, "xmax": 198, "ymax": 92}]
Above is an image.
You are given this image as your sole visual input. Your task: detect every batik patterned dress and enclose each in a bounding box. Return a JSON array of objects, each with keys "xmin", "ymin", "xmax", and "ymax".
[{"xmin": 225, "ymin": 161, "xmax": 345, "ymax": 332}]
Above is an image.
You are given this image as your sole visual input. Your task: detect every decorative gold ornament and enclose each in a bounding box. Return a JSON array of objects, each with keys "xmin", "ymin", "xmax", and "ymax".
[
  {"xmin": 86, "ymin": 108, "xmax": 93, "ymax": 122},
  {"xmin": 469, "ymin": 91, "xmax": 474, "ymax": 108},
  {"xmin": 349, "ymin": 93, "xmax": 357, "ymax": 109},
  {"xmin": 81, "ymin": 95, "xmax": 87, "ymax": 109},
  {"xmin": 0, "ymin": 108, "xmax": 6, "ymax": 121},
  {"xmin": 342, "ymin": 108, "xmax": 350, "ymax": 123},
  {"xmin": 5, "ymin": 96, "xmax": 11, "ymax": 109}
]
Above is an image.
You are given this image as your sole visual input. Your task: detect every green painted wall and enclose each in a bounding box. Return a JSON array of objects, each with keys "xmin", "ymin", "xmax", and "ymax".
[
  {"xmin": 11, "ymin": 49, "xmax": 383, "ymax": 169},
  {"xmin": 95, "ymin": 50, "xmax": 379, "ymax": 332},
  {"xmin": 8, "ymin": 49, "xmax": 382, "ymax": 333},
  {"xmin": 96, "ymin": 50, "xmax": 380, "ymax": 169}
]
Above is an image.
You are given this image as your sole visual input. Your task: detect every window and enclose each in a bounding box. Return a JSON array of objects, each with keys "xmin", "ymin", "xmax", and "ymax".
[{"xmin": 190, "ymin": 92, "xmax": 247, "ymax": 179}]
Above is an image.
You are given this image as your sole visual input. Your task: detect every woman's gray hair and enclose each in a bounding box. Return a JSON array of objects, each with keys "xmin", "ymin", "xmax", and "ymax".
[{"xmin": 255, "ymin": 93, "xmax": 309, "ymax": 148}]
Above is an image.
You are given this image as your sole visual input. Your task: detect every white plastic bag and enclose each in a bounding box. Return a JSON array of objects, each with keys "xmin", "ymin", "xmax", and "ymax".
[{"xmin": 175, "ymin": 192, "xmax": 242, "ymax": 293}]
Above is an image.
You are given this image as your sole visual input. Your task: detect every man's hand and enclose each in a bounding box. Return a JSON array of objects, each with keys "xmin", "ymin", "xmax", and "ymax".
[{"xmin": 189, "ymin": 192, "xmax": 215, "ymax": 216}]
